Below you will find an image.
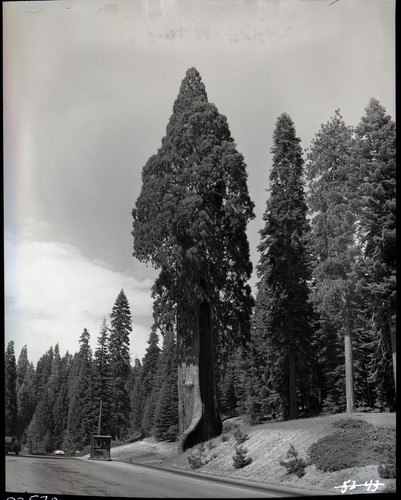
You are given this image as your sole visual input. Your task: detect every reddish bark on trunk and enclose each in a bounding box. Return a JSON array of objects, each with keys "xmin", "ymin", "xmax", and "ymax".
[{"xmin": 177, "ymin": 300, "xmax": 222, "ymax": 451}]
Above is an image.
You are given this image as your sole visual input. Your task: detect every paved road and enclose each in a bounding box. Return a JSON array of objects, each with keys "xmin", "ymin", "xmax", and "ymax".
[{"xmin": 6, "ymin": 455, "xmax": 302, "ymax": 498}]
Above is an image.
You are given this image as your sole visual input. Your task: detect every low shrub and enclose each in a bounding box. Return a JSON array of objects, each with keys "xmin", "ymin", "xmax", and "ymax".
[
  {"xmin": 187, "ymin": 452, "xmax": 203, "ymax": 469},
  {"xmin": 279, "ymin": 444, "xmax": 308, "ymax": 478},
  {"xmin": 187, "ymin": 443, "xmax": 210, "ymax": 469},
  {"xmin": 234, "ymin": 428, "xmax": 249, "ymax": 444},
  {"xmin": 222, "ymin": 420, "xmax": 240, "ymax": 434},
  {"xmin": 221, "ymin": 435, "xmax": 229, "ymax": 443},
  {"xmin": 233, "ymin": 444, "xmax": 252, "ymax": 469},
  {"xmin": 378, "ymin": 463, "xmax": 396, "ymax": 479},
  {"xmin": 309, "ymin": 419, "xmax": 396, "ymax": 473},
  {"xmin": 332, "ymin": 418, "xmax": 372, "ymax": 430}
]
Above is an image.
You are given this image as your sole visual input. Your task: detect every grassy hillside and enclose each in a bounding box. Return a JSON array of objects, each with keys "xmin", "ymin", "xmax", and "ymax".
[{"xmin": 104, "ymin": 412, "xmax": 396, "ymax": 494}]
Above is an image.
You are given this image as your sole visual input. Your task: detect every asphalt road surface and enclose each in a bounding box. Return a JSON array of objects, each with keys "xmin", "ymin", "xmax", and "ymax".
[{"xmin": 5, "ymin": 455, "xmax": 306, "ymax": 498}]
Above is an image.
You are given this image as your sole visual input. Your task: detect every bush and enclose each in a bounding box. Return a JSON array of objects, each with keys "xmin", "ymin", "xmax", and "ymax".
[
  {"xmin": 221, "ymin": 435, "xmax": 229, "ymax": 443},
  {"xmin": 309, "ymin": 420, "xmax": 396, "ymax": 472},
  {"xmin": 222, "ymin": 420, "xmax": 240, "ymax": 434},
  {"xmin": 233, "ymin": 445, "xmax": 252, "ymax": 469},
  {"xmin": 234, "ymin": 428, "xmax": 249, "ymax": 444},
  {"xmin": 332, "ymin": 418, "xmax": 372, "ymax": 430},
  {"xmin": 187, "ymin": 451, "xmax": 204, "ymax": 469},
  {"xmin": 279, "ymin": 444, "xmax": 308, "ymax": 478},
  {"xmin": 207, "ymin": 441, "xmax": 216, "ymax": 450},
  {"xmin": 378, "ymin": 463, "xmax": 396, "ymax": 479},
  {"xmin": 188, "ymin": 443, "xmax": 209, "ymax": 469}
]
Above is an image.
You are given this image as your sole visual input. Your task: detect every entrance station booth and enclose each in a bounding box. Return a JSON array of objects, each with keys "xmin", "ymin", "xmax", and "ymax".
[{"xmin": 89, "ymin": 434, "xmax": 112, "ymax": 461}]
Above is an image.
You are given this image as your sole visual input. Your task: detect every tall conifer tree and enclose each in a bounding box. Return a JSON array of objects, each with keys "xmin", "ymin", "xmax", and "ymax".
[
  {"xmin": 153, "ymin": 328, "xmax": 179, "ymax": 441},
  {"xmin": 256, "ymin": 113, "xmax": 314, "ymax": 420},
  {"xmin": 133, "ymin": 67, "xmax": 254, "ymax": 449},
  {"xmin": 26, "ymin": 346, "xmax": 56, "ymax": 454},
  {"xmin": 52, "ymin": 351, "xmax": 72, "ymax": 448},
  {"xmin": 109, "ymin": 289, "xmax": 132, "ymax": 439},
  {"xmin": 63, "ymin": 329, "xmax": 93, "ymax": 453},
  {"xmin": 31, "ymin": 346, "xmax": 54, "ymax": 410},
  {"xmin": 16, "ymin": 346, "xmax": 35, "ymax": 440},
  {"xmin": 130, "ymin": 329, "xmax": 161, "ymax": 436},
  {"xmin": 17, "ymin": 362, "xmax": 35, "ymax": 442},
  {"xmin": 353, "ymin": 98, "xmax": 396, "ymax": 405},
  {"xmin": 306, "ymin": 110, "xmax": 365, "ymax": 413},
  {"xmin": 5, "ymin": 341, "xmax": 18, "ymax": 436},
  {"xmin": 16, "ymin": 345, "xmax": 29, "ymax": 391},
  {"xmin": 93, "ymin": 318, "xmax": 113, "ymax": 434}
]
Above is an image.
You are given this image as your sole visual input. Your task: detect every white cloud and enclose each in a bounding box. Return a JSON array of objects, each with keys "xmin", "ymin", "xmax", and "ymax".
[{"xmin": 4, "ymin": 227, "xmax": 154, "ymax": 366}]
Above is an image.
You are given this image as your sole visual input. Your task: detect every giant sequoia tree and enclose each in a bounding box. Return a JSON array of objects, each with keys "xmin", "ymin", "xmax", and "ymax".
[
  {"xmin": 256, "ymin": 113, "xmax": 314, "ymax": 420},
  {"xmin": 132, "ymin": 67, "xmax": 254, "ymax": 450}
]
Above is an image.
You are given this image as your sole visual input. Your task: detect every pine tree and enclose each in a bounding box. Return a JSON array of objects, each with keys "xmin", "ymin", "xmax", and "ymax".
[
  {"xmin": 109, "ymin": 290, "xmax": 132, "ymax": 439},
  {"xmin": 127, "ymin": 357, "xmax": 142, "ymax": 397},
  {"xmin": 17, "ymin": 360, "xmax": 35, "ymax": 443},
  {"xmin": 131, "ymin": 329, "xmax": 161, "ymax": 436},
  {"xmin": 353, "ymin": 98, "xmax": 396, "ymax": 406},
  {"xmin": 244, "ymin": 284, "xmax": 272, "ymax": 422},
  {"xmin": 16, "ymin": 345, "xmax": 29, "ymax": 390},
  {"xmin": 5, "ymin": 341, "xmax": 18, "ymax": 436},
  {"xmin": 256, "ymin": 113, "xmax": 314, "ymax": 420},
  {"xmin": 153, "ymin": 328, "xmax": 179, "ymax": 441},
  {"xmin": 45, "ymin": 344, "xmax": 64, "ymax": 450},
  {"xmin": 52, "ymin": 351, "xmax": 72, "ymax": 448},
  {"xmin": 26, "ymin": 346, "xmax": 56, "ymax": 454},
  {"xmin": 31, "ymin": 346, "xmax": 54, "ymax": 410},
  {"xmin": 93, "ymin": 318, "xmax": 113, "ymax": 435},
  {"xmin": 16, "ymin": 346, "xmax": 35, "ymax": 440},
  {"xmin": 129, "ymin": 357, "xmax": 143, "ymax": 437},
  {"xmin": 305, "ymin": 110, "xmax": 363, "ymax": 413},
  {"xmin": 63, "ymin": 329, "xmax": 94, "ymax": 453},
  {"xmin": 133, "ymin": 67, "xmax": 254, "ymax": 449},
  {"xmin": 26, "ymin": 398, "xmax": 53, "ymax": 454}
]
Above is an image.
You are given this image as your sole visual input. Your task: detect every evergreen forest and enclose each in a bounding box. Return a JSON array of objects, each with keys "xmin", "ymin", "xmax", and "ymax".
[{"xmin": 5, "ymin": 69, "xmax": 396, "ymax": 455}]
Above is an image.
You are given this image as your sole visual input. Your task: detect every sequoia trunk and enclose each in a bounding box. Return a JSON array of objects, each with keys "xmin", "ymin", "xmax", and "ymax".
[{"xmin": 177, "ymin": 300, "xmax": 222, "ymax": 451}]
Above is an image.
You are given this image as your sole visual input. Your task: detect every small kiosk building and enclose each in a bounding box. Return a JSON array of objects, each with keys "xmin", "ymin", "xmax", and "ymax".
[{"xmin": 89, "ymin": 434, "xmax": 112, "ymax": 461}]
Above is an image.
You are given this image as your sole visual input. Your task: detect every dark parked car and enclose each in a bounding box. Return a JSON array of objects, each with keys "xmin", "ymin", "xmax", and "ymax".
[{"xmin": 5, "ymin": 436, "xmax": 21, "ymax": 455}]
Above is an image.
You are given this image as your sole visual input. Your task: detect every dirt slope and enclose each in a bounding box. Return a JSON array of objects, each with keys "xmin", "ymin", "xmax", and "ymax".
[{"xmin": 103, "ymin": 412, "xmax": 397, "ymax": 495}]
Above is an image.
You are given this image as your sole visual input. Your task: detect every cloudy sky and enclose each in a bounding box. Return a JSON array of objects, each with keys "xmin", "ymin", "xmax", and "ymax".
[{"xmin": 4, "ymin": 0, "xmax": 395, "ymax": 366}]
